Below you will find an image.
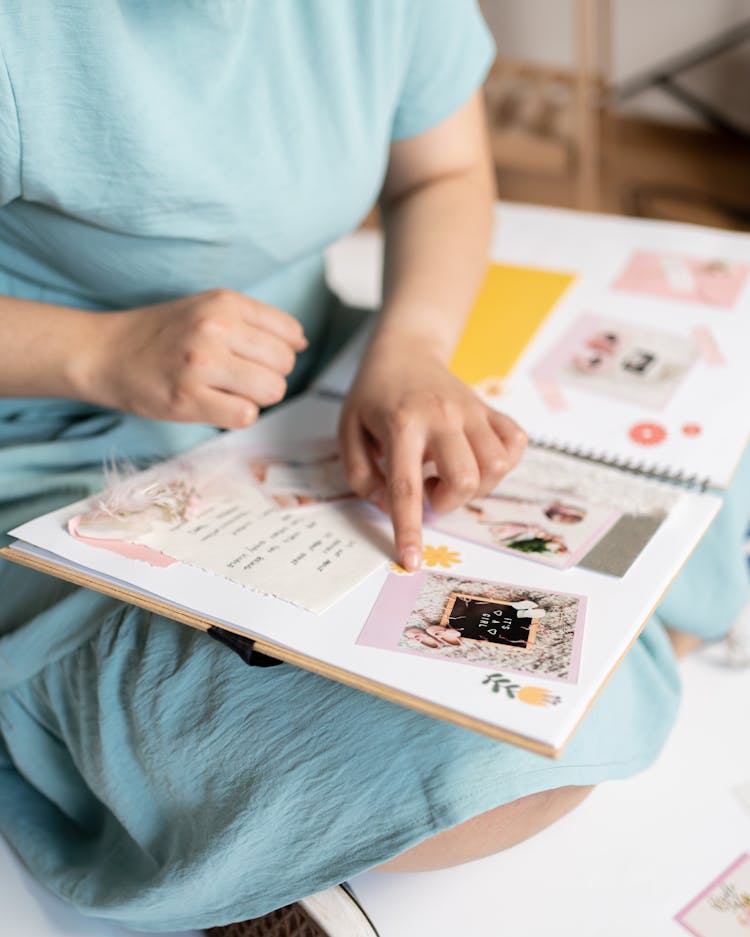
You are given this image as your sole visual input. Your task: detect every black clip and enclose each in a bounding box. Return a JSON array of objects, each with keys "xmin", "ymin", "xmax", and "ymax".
[{"xmin": 206, "ymin": 626, "xmax": 283, "ymax": 668}]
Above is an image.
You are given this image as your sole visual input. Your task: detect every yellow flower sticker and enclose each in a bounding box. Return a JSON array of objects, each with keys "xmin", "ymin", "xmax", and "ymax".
[{"xmin": 422, "ymin": 545, "xmax": 462, "ymax": 569}]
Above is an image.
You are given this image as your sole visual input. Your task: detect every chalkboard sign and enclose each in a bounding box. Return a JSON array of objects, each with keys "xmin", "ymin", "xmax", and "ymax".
[{"xmin": 439, "ymin": 592, "xmax": 538, "ymax": 649}]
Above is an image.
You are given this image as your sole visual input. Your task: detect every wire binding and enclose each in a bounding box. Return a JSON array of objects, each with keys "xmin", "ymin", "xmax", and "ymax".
[{"xmin": 529, "ymin": 436, "xmax": 712, "ymax": 491}]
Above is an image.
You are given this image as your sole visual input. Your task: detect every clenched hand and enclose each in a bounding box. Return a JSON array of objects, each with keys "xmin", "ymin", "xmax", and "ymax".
[{"xmin": 82, "ymin": 289, "xmax": 307, "ymax": 428}]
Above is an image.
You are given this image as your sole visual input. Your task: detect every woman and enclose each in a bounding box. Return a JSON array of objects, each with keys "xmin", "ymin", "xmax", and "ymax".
[{"xmin": 1, "ymin": 3, "xmax": 748, "ymax": 935}]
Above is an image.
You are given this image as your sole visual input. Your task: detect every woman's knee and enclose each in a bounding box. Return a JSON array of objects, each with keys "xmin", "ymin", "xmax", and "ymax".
[{"xmin": 375, "ymin": 784, "xmax": 595, "ymax": 873}]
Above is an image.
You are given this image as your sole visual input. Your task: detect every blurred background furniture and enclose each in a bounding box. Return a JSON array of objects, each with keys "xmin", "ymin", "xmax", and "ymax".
[
  {"xmin": 483, "ymin": 0, "xmax": 607, "ymax": 210},
  {"xmin": 481, "ymin": 0, "xmax": 750, "ymax": 229}
]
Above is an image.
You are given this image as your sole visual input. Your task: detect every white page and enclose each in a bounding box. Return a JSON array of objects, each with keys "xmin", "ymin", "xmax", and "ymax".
[{"xmin": 9, "ymin": 394, "xmax": 720, "ymax": 754}]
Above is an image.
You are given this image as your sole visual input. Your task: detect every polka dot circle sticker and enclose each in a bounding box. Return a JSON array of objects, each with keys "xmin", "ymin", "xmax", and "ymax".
[
  {"xmin": 629, "ymin": 422, "xmax": 667, "ymax": 446},
  {"xmin": 682, "ymin": 422, "xmax": 702, "ymax": 438}
]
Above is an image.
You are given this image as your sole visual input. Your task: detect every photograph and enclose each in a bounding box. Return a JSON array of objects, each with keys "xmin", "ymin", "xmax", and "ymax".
[
  {"xmin": 428, "ymin": 445, "xmax": 681, "ymax": 578},
  {"xmin": 532, "ymin": 313, "xmax": 698, "ymax": 409},
  {"xmin": 614, "ymin": 250, "xmax": 750, "ymax": 309},
  {"xmin": 247, "ymin": 439, "xmax": 354, "ymax": 508},
  {"xmin": 675, "ymin": 853, "xmax": 750, "ymax": 936},
  {"xmin": 358, "ymin": 569, "xmax": 587, "ymax": 683},
  {"xmin": 428, "ymin": 480, "xmax": 621, "ymax": 570}
]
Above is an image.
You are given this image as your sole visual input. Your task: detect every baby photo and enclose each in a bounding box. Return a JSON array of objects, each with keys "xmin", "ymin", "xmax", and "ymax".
[
  {"xmin": 427, "ymin": 480, "xmax": 621, "ymax": 570},
  {"xmin": 247, "ymin": 439, "xmax": 354, "ymax": 508},
  {"xmin": 614, "ymin": 250, "xmax": 750, "ymax": 309},
  {"xmin": 358, "ymin": 570, "xmax": 586, "ymax": 683},
  {"xmin": 533, "ymin": 313, "xmax": 698, "ymax": 409},
  {"xmin": 430, "ymin": 446, "xmax": 680, "ymax": 578}
]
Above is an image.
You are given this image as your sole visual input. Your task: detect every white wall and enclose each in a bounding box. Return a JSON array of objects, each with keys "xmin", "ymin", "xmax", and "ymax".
[{"xmin": 481, "ymin": 0, "xmax": 750, "ymax": 128}]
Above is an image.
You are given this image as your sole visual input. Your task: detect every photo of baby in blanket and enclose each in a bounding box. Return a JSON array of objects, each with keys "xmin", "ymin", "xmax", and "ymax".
[
  {"xmin": 466, "ymin": 499, "xmax": 583, "ymax": 556},
  {"xmin": 247, "ymin": 441, "xmax": 354, "ymax": 508},
  {"xmin": 429, "ymin": 487, "xmax": 620, "ymax": 570}
]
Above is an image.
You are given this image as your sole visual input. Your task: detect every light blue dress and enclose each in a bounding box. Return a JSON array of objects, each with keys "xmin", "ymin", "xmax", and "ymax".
[{"xmin": 0, "ymin": 2, "xmax": 747, "ymax": 931}]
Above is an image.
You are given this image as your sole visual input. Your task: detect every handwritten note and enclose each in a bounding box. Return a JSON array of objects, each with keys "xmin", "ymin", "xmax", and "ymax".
[
  {"xmin": 71, "ymin": 451, "xmax": 386, "ymax": 614},
  {"xmin": 133, "ymin": 493, "xmax": 385, "ymax": 614}
]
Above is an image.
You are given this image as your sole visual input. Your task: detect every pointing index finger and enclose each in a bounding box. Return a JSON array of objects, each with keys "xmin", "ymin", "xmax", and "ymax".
[{"xmin": 385, "ymin": 425, "xmax": 425, "ymax": 572}]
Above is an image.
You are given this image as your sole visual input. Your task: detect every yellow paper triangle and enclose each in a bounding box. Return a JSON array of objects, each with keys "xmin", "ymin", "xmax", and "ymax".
[{"xmin": 451, "ymin": 263, "xmax": 575, "ymax": 388}]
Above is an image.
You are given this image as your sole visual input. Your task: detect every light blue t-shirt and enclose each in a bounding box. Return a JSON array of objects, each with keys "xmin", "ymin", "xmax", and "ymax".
[{"xmin": 0, "ymin": 0, "xmax": 494, "ymax": 374}]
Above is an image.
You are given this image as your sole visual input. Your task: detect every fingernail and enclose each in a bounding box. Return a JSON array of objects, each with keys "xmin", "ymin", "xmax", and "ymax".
[{"xmin": 402, "ymin": 547, "xmax": 422, "ymax": 572}]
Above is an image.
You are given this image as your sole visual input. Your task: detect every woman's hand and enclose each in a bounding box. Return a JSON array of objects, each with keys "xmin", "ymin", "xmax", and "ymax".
[
  {"xmin": 339, "ymin": 343, "xmax": 527, "ymax": 571},
  {"xmin": 80, "ymin": 289, "xmax": 307, "ymax": 428}
]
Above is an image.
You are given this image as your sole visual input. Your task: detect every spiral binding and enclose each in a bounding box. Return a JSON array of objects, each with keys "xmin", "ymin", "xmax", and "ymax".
[{"xmin": 529, "ymin": 436, "xmax": 711, "ymax": 492}]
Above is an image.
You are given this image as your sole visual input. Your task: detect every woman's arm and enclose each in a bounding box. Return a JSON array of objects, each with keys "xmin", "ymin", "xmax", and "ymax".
[
  {"xmin": 339, "ymin": 90, "xmax": 527, "ymax": 571},
  {"xmin": 0, "ymin": 290, "xmax": 307, "ymax": 428},
  {"xmin": 373, "ymin": 89, "xmax": 495, "ymax": 362}
]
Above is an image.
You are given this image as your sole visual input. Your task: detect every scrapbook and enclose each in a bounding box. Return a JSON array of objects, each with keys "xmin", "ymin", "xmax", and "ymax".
[{"xmin": 3, "ymin": 205, "xmax": 747, "ymax": 757}]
